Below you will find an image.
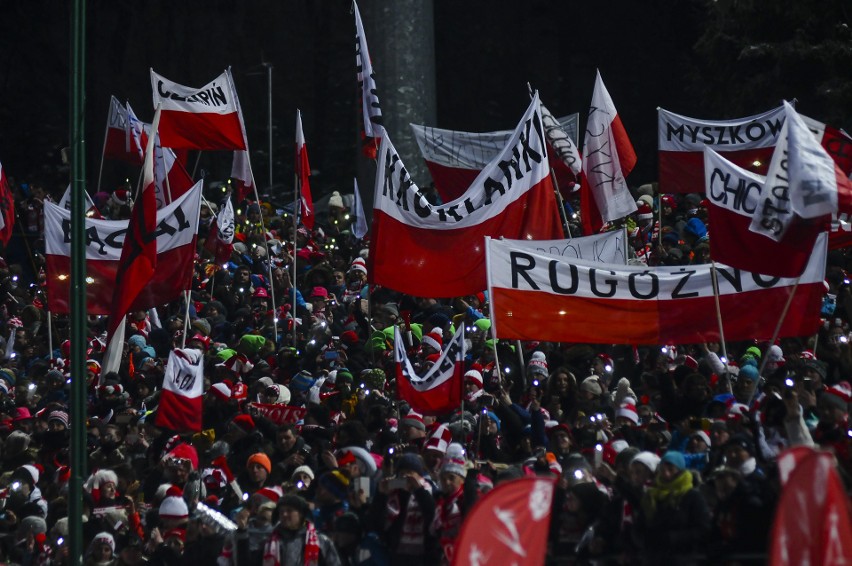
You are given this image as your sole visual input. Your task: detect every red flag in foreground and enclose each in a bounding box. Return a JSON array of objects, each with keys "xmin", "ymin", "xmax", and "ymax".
[
  {"xmin": 703, "ymin": 148, "xmax": 822, "ymax": 277},
  {"xmin": 486, "ymin": 234, "xmax": 826, "ymax": 345},
  {"xmin": 370, "ymin": 94, "xmax": 562, "ymax": 298},
  {"xmin": 295, "ymin": 110, "xmax": 314, "ymax": 229},
  {"xmin": 769, "ymin": 446, "xmax": 852, "ymax": 565},
  {"xmin": 151, "ymin": 68, "xmax": 246, "ymax": 151},
  {"xmin": 452, "ymin": 477, "xmax": 556, "ymax": 566},
  {"xmin": 43, "ymin": 181, "xmax": 203, "ymax": 314},
  {"xmin": 156, "ymin": 348, "xmax": 205, "ymax": 432},
  {"xmin": 0, "ymin": 163, "xmax": 16, "ymax": 246},
  {"xmin": 410, "ymin": 112, "xmax": 580, "ymax": 203},
  {"xmin": 395, "ymin": 326, "xmax": 464, "ymax": 416},
  {"xmin": 580, "ymin": 70, "xmax": 637, "ymax": 234}
]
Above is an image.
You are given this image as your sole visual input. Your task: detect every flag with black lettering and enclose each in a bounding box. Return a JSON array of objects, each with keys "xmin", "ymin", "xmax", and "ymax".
[
  {"xmin": 0, "ymin": 163, "xmax": 14, "ymax": 246},
  {"xmin": 580, "ymin": 70, "xmax": 637, "ymax": 234},
  {"xmin": 658, "ymin": 105, "xmax": 852, "ymax": 194},
  {"xmin": 353, "ymin": 0, "xmax": 384, "ymax": 158},
  {"xmin": 57, "ymin": 184, "xmax": 102, "ymax": 218},
  {"xmin": 151, "ymin": 68, "xmax": 247, "ymax": 151},
  {"xmin": 370, "ymin": 94, "xmax": 562, "ymax": 298},
  {"xmin": 704, "ymin": 147, "xmax": 822, "ymax": 277},
  {"xmin": 296, "ymin": 110, "xmax": 314, "ymax": 229},
  {"xmin": 204, "ymin": 196, "xmax": 234, "ymax": 264},
  {"xmin": 395, "ymin": 326, "xmax": 464, "ymax": 416},
  {"xmin": 486, "ymin": 234, "xmax": 826, "ymax": 345},
  {"xmin": 44, "ymin": 180, "xmax": 203, "ymax": 314},
  {"xmin": 156, "ymin": 348, "xmax": 205, "ymax": 432},
  {"xmin": 411, "ymin": 113, "xmax": 580, "ymax": 203}
]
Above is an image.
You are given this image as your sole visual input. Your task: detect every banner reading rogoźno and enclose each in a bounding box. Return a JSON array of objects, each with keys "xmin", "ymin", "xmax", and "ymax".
[
  {"xmin": 370, "ymin": 95, "xmax": 563, "ymax": 298},
  {"xmin": 502, "ymin": 230, "xmax": 627, "ymax": 265},
  {"xmin": 411, "ymin": 113, "xmax": 579, "ymax": 203},
  {"xmin": 486, "ymin": 234, "xmax": 826, "ymax": 345},
  {"xmin": 658, "ymin": 105, "xmax": 852, "ymax": 193},
  {"xmin": 44, "ymin": 181, "xmax": 202, "ymax": 314}
]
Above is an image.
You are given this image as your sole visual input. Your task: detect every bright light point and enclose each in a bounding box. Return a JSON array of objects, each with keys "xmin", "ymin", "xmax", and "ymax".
[
  {"xmin": 752, "ymin": 160, "xmax": 762, "ymax": 167},
  {"xmin": 28, "ymin": 383, "xmax": 35, "ymax": 390},
  {"xmin": 309, "ymin": 340, "xmax": 316, "ymax": 345},
  {"xmin": 504, "ymin": 367, "xmax": 511, "ymax": 374},
  {"xmin": 85, "ymin": 277, "xmax": 95, "ymax": 284},
  {"xmin": 558, "ymin": 310, "xmax": 567, "ymax": 315},
  {"xmin": 344, "ymin": 214, "xmax": 350, "ymax": 220},
  {"xmin": 573, "ymin": 470, "xmax": 583, "ymax": 480},
  {"xmin": 604, "ymin": 364, "xmax": 613, "ymax": 373},
  {"xmin": 242, "ymin": 492, "xmax": 249, "ymax": 501},
  {"xmin": 785, "ymin": 378, "xmax": 794, "ymax": 387},
  {"xmin": 273, "ymin": 318, "xmax": 279, "ymax": 323},
  {"xmin": 595, "ymin": 444, "xmax": 603, "ymax": 452},
  {"xmin": 58, "ymin": 274, "xmax": 68, "ymax": 281}
]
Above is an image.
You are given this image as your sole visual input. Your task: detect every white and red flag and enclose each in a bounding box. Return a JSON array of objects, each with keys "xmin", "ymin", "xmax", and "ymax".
[
  {"xmin": 353, "ymin": 0, "xmax": 384, "ymax": 158},
  {"xmin": 703, "ymin": 147, "xmax": 823, "ymax": 277},
  {"xmin": 580, "ymin": 70, "xmax": 637, "ymax": 234},
  {"xmin": 230, "ymin": 150, "xmax": 254, "ymax": 204},
  {"xmin": 0, "ymin": 163, "xmax": 14, "ymax": 246},
  {"xmin": 410, "ymin": 113, "xmax": 580, "ymax": 203},
  {"xmin": 57, "ymin": 184, "xmax": 102, "ymax": 218},
  {"xmin": 351, "ymin": 178, "xmax": 368, "ymax": 239},
  {"xmin": 151, "ymin": 68, "xmax": 247, "ymax": 151},
  {"xmin": 658, "ymin": 105, "xmax": 852, "ymax": 194},
  {"xmin": 750, "ymin": 102, "xmax": 852, "ymax": 242},
  {"xmin": 156, "ymin": 348, "xmax": 205, "ymax": 432},
  {"xmin": 395, "ymin": 325, "xmax": 464, "ymax": 416},
  {"xmin": 452, "ymin": 477, "xmax": 556, "ymax": 566},
  {"xmin": 204, "ymin": 196, "xmax": 235, "ymax": 264},
  {"xmin": 769, "ymin": 446, "xmax": 852, "ymax": 565},
  {"xmin": 296, "ymin": 110, "xmax": 314, "ymax": 229},
  {"xmin": 103, "ymin": 96, "xmax": 144, "ymax": 165},
  {"xmin": 369, "ymin": 94, "xmax": 563, "ymax": 298},
  {"xmin": 486, "ymin": 234, "xmax": 826, "ymax": 345},
  {"xmin": 44, "ymin": 180, "xmax": 203, "ymax": 314}
]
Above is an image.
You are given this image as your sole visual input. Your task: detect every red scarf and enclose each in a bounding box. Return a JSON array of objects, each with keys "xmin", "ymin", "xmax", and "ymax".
[{"xmin": 262, "ymin": 522, "xmax": 320, "ymax": 566}]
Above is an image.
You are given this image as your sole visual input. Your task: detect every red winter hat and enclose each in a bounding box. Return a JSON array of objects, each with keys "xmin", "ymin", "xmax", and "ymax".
[
  {"xmin": 823, "ymin": 382, "xmax": 852, "ymax": 412},
  {"xmin": 232, "ymin": 414, "xmax": 255, "ymax": 432},
  {"xmin": 209, "ymin": 382, "xmax": 232, "ymax": 402},
  {"xmin": 422, "ymin": 329, "xmax": 443, "ymax": 352},
  {"xmin": 636, "ymin": 203, "xmax": 653, "ymax": 221}
]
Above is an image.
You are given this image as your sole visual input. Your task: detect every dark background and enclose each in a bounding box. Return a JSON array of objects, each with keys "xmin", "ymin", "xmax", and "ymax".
[{"xmin": 0, "ymin": 0, "xmax": 849, "ymax": 202}]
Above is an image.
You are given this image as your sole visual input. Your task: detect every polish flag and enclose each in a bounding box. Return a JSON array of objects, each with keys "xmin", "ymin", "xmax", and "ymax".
[
  {"xmin": 103, "ymin": 96, "xmax": 143, "ymax": 166},
  {"xmin": 353, "ymin": 0, "xmax": 384, "ymax": 157},
  {"xmin": 151, "ymin": 68, "xmax": 247, "ymax": 151},
  {"xmin": 395, "ymin": 326, "xmax": 464, "ymax": 416},
  {"xmin": 0, "ymin": 163, "xmax": 14, "ymax": 246},
  {"xmin": 704, "ymin": 147, "xmax": 823, "ymax": 277},
  {"xmin": 370, "ymin": 94, "xmax": 562, "ymax": 298},
  {"xmin": 57, "ymin": 184, "xmax": 102, "ymax": 218},
  {"xmin": 580, "ymin": 70, "xmax": 637, "ymax": 234},
  {"xmin": 296, "ymin": 110, "xmax": 314, "ymax": 229},
  {"xmin": 231, "ymin": 150, "xmax": 254, "ymax": 204},
  {"xmin": 204, "ymin": 196, "xmax": 235, "ymax": 264},
  {"xmin": 156, "ymin": 348, "xmax": 205, "ymax": 432}
]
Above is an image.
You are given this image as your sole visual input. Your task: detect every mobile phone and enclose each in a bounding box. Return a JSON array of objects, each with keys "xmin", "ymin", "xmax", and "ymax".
[
  {"xmin": 353, "ymin": 477, "xmax": 370, "ymax": 497},
  {"xmin": 324, "ymin": 350, "xmax": 339, "ymax": 360},
  {"xmin": 388, "ymin": 478, "xmax": 408, "ymax": 491}
]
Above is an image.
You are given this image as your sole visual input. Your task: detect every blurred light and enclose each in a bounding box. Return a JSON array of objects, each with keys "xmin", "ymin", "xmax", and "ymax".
[
  {"xmin": 595, "ymin": 443, "xmax": 603, "ymax": 452},
  {"xmin": 558, "ymin": 310, "xmax": 567, "ymax": 315},
  {"xmin": 242, "ymin": 492, "xmax": 249, "ymax": 501},
  {"xmin": 58, "ymin": 274, "xmax": 68, "ymax": 281},
  {"xmin": 785, "ymin": 378, "xmax": 795, "ymax": 388},
  {"xmin": 85, "ymin": 277, "xmax": 95, "ymax": 284},
  {"xmin": 573, "ymin": 469, "xmax": 583, "ymax": 480},
  {"xmin": 344, "ymin": 214, "xmax": 350, "ymax": 220},
  {"xmin": 752, "ymin": 160, "xmax": 762, "ymax": 167}
]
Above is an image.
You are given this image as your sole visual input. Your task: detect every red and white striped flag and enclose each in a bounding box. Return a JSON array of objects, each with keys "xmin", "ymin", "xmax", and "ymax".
[
  {"xmin": 353, "ymin": 0, "xmax": 384, "ymax": 157},
  {"xmin": 230, "ymin": 150, "xmax": 254, "ymax": 204},
  {"xmin": 395, "ymin": 326, "xmax": 464, "ymax": 416},
  {"xmin": 296, "ymin": 110, "xmax": 314, "ymax": 229},
  {"xmin": 151, "ymin": 69, "xmax": 247, "ymax": 151},
  {"xmin": 0, "ymin": 163, "xmax": 14, "ymax": 246},
  {"xmin": 103, "ymin": 96, "xmax": 143, "ymax": 165},
  {"xmin": 580, "ymin": 70, "xmax": 637, "ymax": 234},
  {"xmin": 156, "ymin": 348, "xmax": 205, "ymax": 432}
]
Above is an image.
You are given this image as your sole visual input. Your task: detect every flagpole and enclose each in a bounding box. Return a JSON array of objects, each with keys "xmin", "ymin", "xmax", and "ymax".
[
  {"xmin": 181, "ymin": 290, "xmax": 191, "ymax": 348},
  {"xmin": 623, "ymin": 226, "xmax": 630, "ymax": 263},
  {"xmin": 292, "ymin": 113, "xmax": 301, "ymax": 349},
  {"xmin": 549, "ymin": 168, "xmax": 572, "ymax": 239},
  {"xmin": 246, "ymin": 162, "xmax": 279, "ymax": 344},
  {"xmin": 749, "ymin": 278, "xmax": 801, "ymax": 406},
  {"xmin": 191, "ymin": 152, "xmax": 203, "ymax": 179},
  {"xmin": 710, "ymin": 262, "xmax": 732, "ymax": 394},
  {"xmin": 47, "ymin": 310, "xmax": 54, "ymax": 365},
  {"xmin": 96, "ymin": 113, "xmax": 109, "ymax": 193}
]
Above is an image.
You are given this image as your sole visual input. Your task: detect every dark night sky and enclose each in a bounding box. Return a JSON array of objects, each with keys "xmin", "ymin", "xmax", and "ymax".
[{"xmin": 0, "ymin": 0, "xmax": 848, "ymax": 202}]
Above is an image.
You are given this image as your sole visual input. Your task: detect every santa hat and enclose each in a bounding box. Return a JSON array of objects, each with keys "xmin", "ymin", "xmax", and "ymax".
[
  {"xmin": 91, "ymin": 532, "xmax": 116, "ymax": 553},
  {"xmin": 16, "ymin": 464, "xmax": 41, "ymax": 486},
  {"xmin": 422, "ymin": 329, "xmax": 443, "ymax": 352},
  {"xmin": 464, "ymin": 369, "xmax": 484, "ymax": 389},
  {"xmin": 682, "ymin": 355, "xmax": 699, "ymax": 371},
  {"xmin": 110, "ymin": 190, "xmax": 130, "ymax": 207},
  {"xmin": 201, "ymin": 468, "xmax": 228, "ymax": 492},
  {"xmin": 165, "ymin": 443, "xmax": 199, "ymax": 471},
  {"xmin": 800, "ymin": 349, "xmax": 817, "ymax": 360},
  {"xmin": 232, "ymin": 414, "xmax": 256, "ymax": 433},
  {"xmin": 823, "ymin": 381, "xmax": 852, "ymax": 412},
  {"xmin": 423, "ymin": 423, "xmax": 452, "ymax": 454},
  {"xmin": 209, "ymin": 382, "xmax": 232, "ymax": 402},
  {"xmin": 255, "ymin": 485, "xmax": 283, "ymax": 504},
  {"xmin": 691, "ymin": 430, "xmax": 712, "ymax": 446},
  {"xmin": 630, "ymin": 451, "xmax": 661, "ymax": 473},
  {"xmin": 401, "ymin": 409, "xmax": 426, "ymax": 432},
  {"xmin": 616, "ymin": 403, "xmax": 640, "ymax": 425}
]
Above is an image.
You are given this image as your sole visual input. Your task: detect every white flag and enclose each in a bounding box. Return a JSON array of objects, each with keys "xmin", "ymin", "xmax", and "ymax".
[{"xmin": 352, "ymin": 178, "xmax": 368, "ymax": 239}]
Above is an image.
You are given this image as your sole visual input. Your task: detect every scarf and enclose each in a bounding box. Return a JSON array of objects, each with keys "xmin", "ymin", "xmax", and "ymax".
[
  {"xmin": 261, "ymin": 522, "xmax": 320, "ymax": 566},
  {"xmin": 386, "ymin": 480, "xmax": 431, "ymax": 555},
  {"xmin": 433, "ymin": 485, "xmax": 464, "ymax": 563},
  {"xmin": 642, "ymin": 470, "xmax": 693, "ymax": 521}
]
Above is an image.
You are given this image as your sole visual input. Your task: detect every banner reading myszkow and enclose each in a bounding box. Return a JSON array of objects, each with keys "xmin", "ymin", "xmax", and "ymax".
[
  {"xmin": 44, "ymin": 181, "xmax": 202, "ymax": 314},
  {"xmin": 486, "ymin": 234, "xmax": 826, "ymax": 345},
  {"xmin": 411, "ymin": 113, "xmax": 579, "ymax": 202},
  {"xmin": 658, "ymin": 105, "xmax": 852, "ymax": 194},
  {"xmin": 395, "ymin": 326, "xmax": 464, "ymax": 415},
  {"xmin": 371, "ymin": 94, "xmax": 563, "ymax": 298},
  {"xmin": 501, "ymin": 230, "xmax": 627, "ymax": 265}
]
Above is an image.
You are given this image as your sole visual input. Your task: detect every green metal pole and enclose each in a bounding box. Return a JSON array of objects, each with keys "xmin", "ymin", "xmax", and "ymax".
[{"xmin": 69, "ymin": 0, "xmax": 87, "ymax": 564}]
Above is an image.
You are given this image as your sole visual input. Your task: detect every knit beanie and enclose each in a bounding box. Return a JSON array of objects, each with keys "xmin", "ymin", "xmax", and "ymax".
[
  {"xmin": 246, "ymin": 452, "xmax": 272, "ymax": 475},
  {"xmin": 661, "ymin": 450, "xmax": 687, "ymax": 472},
  {"xmin": 318, "ymin": 470, "xmax": 350, "ymax": 500}
]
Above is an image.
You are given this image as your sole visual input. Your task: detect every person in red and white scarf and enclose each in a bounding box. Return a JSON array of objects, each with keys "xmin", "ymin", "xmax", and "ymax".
[
  {"xmin": 261, "ymin": 494, "xmax": 341, "ymax": 566},
  {"xmin": 430, "ymin": 443, "xmax": 479, "ymax": 565}
]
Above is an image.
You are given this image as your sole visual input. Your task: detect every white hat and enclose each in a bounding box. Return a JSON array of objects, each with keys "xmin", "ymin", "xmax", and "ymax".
[
  {"xmin": 691, "ymin": 430, "xmax": 712, "ymax": 447},
  {"xmin": 631, "ymin": 451, "xmax": 661, "ymax": 473},
  {"xmin": 616, "ymin": 403, "xmax": 640, "ymax": 425},
  {"xmin": 328, "ymin": 191, "xmax": 344, "ymax": 210},
  {"xmin": 158, "ymin": 494, "xmax": 189, "ymax": 520}
]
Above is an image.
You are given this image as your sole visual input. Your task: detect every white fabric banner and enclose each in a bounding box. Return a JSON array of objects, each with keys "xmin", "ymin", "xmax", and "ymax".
[{"xmin": 501, "ymin": 230, "xmax": 627, "ymax": 265}]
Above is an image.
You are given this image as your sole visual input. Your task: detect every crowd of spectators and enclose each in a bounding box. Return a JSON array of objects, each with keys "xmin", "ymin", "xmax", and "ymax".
[{"xmin": 0, "ymin": 177, "xmax": 849, "ymax": 565}]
